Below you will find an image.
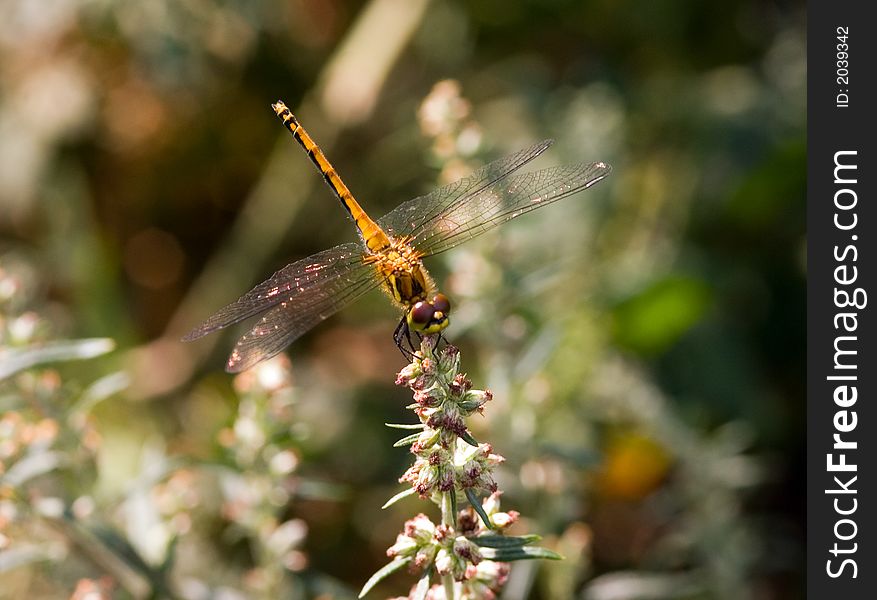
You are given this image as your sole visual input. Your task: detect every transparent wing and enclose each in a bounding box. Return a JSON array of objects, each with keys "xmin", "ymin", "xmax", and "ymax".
[
  {"xmin": 392, "ymin": 161, "xmax": 612, "ymax": 257},
  {"xmin": 378, "ymin": 140, "xmax": 553, "ymax": 241},
  {"xmin": 225, "ymin": 263, "xmax": 378, "ymax": 372},
  {"xmin": 182, "ymin": 242, "xmax": 374, "ymax": 342}
]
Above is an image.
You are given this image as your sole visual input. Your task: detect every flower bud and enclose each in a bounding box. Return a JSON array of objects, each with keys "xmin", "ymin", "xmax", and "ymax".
[
  {"xmin": 414, "ymin": 464, "xmax": 439, "ymax": 496},
  {"xmin": 481, "ymin": 491, "xmax": 503, "ymax": 516},
  {"xmin": 438, "ymin": 468, "xmax": 455, "ymax": 492},
  {"xmin": 387, "ymin": 533, "xmax": 418, "ymax": 558},
  {"xmin": 395, "ymin": 361, "xmax": 422, "ymax": 386},
  {"xmin": 404, "ymin": 513, "xmax": 436, "ymax": 543},
  {"xmin": 413, "ymin": 387, "xmax": 442, "ymax": 407},
  {"xmin": 490, "ymin": 510, "xmax": 519, "ymax": 529},
  {"xmin": 448, "ymin": 373, "xmax": 472, "ymax": 397},
  {"xmin": 436, "ymin": 347, "xmax": 459, "ymax": 375},
  {"xmin": 453, "ymin": 537, "xmax": 482, "ymax": 565},
  {"xmin": 413, "ymin": 543, "xmax": 438, "ymax": 569},
  {"xmin": 434, "ymin": 547, "xmax": 454, "ymax": 576},
  {"xmin": 459, "ymin": 389, "xmax": 492, "ymax": 414},
  {"xmin": 460, "ymin": 460, "xmax": 482, "ymax": 488}
]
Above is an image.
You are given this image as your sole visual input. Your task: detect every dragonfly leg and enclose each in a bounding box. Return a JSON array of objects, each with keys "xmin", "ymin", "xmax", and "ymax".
[
  {"xmin": 393, "ymin": 317, "xmax": 416, "ymax": 360},
  {"xmin": 410, "ymin": 329, "xmax": 423, "ymax": 355}
]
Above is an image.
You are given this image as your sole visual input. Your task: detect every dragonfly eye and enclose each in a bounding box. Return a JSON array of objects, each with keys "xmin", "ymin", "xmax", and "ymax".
[
  {"xmin": 407, "ymin": 297, "xmax": 451, "ymax": 335},
  {"xmin": 409, "ymin": 301, "xmax": 435, "ymax": 327},
  {"xmin": 432, "ymin": 293, "xmax": 451, "ymax": 316}
]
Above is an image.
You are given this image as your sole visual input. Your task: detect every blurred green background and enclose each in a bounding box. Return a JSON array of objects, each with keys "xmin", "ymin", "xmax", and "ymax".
[{"xmin": 0, "ymin": 0, "xmax": 804, "ymax": 598}]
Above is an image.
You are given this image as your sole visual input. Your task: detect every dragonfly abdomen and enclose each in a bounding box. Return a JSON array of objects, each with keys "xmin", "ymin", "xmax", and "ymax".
[{"xmin": 272, "ymin": 101, "xmax": 390, "ymax": 252}]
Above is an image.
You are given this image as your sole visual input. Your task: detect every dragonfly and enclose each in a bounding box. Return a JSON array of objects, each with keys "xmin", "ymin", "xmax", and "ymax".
[{"xmin": 183, "ymin": 100, "xmax": 611, "ymax": 372}]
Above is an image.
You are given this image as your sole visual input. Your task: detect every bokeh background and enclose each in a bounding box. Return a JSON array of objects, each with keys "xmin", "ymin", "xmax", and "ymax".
[{"xmin": 0, "ymin": 0, "xmax": 805, "ymax": 598}]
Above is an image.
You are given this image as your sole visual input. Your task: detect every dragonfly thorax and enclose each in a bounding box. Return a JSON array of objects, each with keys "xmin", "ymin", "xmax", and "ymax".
[{"xmin": 367, "ymin": 237, "xmax": 433, "ymax": 307}]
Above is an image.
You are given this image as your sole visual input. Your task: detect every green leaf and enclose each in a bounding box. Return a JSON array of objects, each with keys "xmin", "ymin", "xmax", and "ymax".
[
  {"xmin": 71, "ymin": 371, "xmax": 130, "ymax": 416},
  {"xmin": 359, "ymin": 557, "xmax": 412, "ymax": 598},
  {"xmin": 464, "ymin": 488, "xmax": 494, "ymax": 530},
  {"xmin": 0, "ymin": 338, "xmax": 115, "ymax": 380},
  {"xmin": 393, "ymin": 432, "xmax": 422, "ymax": 447},
  {"xmin": 472, "ymin": 534, "xmax": 542, "ymax": 549},
  {"xmin": 459, "ymin": 430, "xmax": 479, "ymax": 447},
  {"xmin": 385, "ymin": 422, "xmax": 425, "ymax": 430},
  {"xmin": 481, "ymin": 546, "xmax": 564, "ymax": 561},
  {"xmin": 382, "ymin": 487, "xmax": 416, "ymax": 509},
  {"xmin": 1, "ymin": 451, "xmax": 62, "ymax": 486}
]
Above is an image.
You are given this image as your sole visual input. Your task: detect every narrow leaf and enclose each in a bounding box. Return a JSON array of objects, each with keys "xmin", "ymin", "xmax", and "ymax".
[
  {"xmin": 459, "ymin": 430, "xmax": 479, "ymax": 447},
  {"xmin": 382, "ymin": 487, "xmax": 416, "ymax": 509},
  {"xmin": 412, "ymin": 568, "xmax": 432, "ymax": 600},
  {"xmin": 482, "ymin": 546, "xmax": 564, "ymax": 562},
  {"xmin": 393, "ymin": 432, "xmax": 422, "ymax": 447},
  {"xmin": 0, "ymin": 338, "xmax": 115, "ymax": 380},
  {"xmin": 71, "ymin": 371, "xmax": 130, "ymax": 417},
  {"xmin": 359, "ymin": 557, "xmax": 412, "ymax": 598},
  {"xmin": 2, "ymin": 451, "xmax": 62, "ymax": 486},
  {"xmin": 472, "ymin": 534, "xmax": 542, "ymax": 549},
  {"xmin": 385, "ymin": 423, "xmax": 425, "ymax": 430},
  {"xmin": 464, "ymin": 488, "xmax": 494, "ymax": 530}
]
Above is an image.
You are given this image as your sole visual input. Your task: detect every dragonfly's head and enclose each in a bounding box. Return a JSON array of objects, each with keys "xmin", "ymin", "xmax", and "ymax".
[{"xmin": 407, "ymin": 293, "xmax": 451, "ymax": 335}]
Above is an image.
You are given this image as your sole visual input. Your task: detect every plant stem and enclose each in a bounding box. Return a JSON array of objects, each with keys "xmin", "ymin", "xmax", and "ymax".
[
  {"xmin": 442, "ymin": 572, "xmax": 456, "ymax": 600},
  {"xmin": 441, "ymin": 490, "xmax": 455, "ymax": 528},
  {"xmin": 441, "ymin": 437, "xmax": 457, "ymax": 527},
  {"xmin": 441, "ymin": 434, "xmax": 457, "ymax": 599},
  {"xmin": 440, "ymin": 491, "xmax": 458, "ymax": 600}
]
